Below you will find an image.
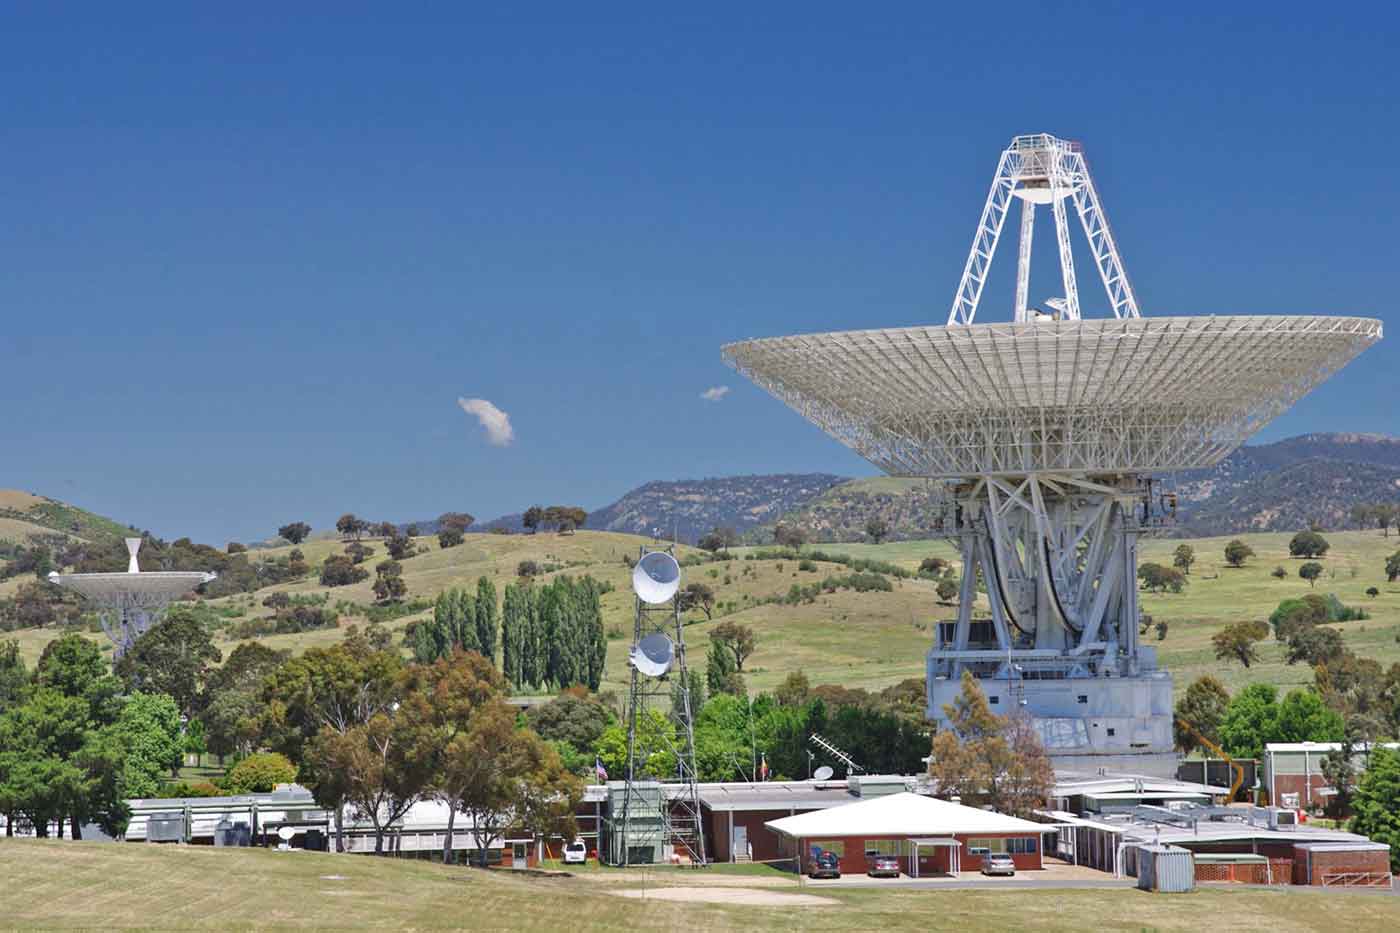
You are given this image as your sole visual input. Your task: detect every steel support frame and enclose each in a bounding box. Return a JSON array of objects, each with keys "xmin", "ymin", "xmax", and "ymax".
[
  {"xmin": 619, "ymin": 545, "xmax": 706, "ymax": 867},
  {"xmin": 931, "ymin": 472, "xmax": 1147, "ymax": 681}
]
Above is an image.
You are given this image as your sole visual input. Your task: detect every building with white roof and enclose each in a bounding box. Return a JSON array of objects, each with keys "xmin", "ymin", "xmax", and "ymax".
[{"xmin": 765, "ymin": 791, "xmax": 1049, "ymax": 876}]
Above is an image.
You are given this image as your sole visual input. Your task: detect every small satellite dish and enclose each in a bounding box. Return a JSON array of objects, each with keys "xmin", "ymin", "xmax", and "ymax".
[
  {"xmin": 632, "ymin": 551, "xmax": 681, "ymax": 604},
  {"xmin": 630, "ymin": 633, "xmax": 674, "ymax": 677},
  {"xmin": 277, "ymin": 827, "xmax": 295, "ymax": 841},
  {"xmin": 813, "ymin": 765, "xmax": 834, "ymax": 781}
]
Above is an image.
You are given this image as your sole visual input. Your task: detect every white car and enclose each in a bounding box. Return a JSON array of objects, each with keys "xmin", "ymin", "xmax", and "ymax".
[{"xmin": 563, "ymin": 840, "xmax": 588, "ymax": 865}]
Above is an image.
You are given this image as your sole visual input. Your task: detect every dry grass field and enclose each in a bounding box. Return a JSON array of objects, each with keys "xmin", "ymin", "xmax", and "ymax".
[
  {"xmin": 7, "ymin": 528, "xmax": 1399, "ymax": 701},
  {"xmin": 3, "ymin": 839, "xmax": 1400, "ymax": 931}
]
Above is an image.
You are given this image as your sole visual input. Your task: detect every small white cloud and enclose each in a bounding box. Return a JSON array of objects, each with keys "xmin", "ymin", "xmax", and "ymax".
[
  {"xmin": 700, "ymin": 385, "xmax": 731, "ymax": 402},
  {"xmin": 457, "ymin": 397, "xmax": 515, "ymax": 446}
]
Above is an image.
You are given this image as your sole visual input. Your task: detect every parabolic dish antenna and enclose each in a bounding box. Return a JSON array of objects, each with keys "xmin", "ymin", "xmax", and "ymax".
[
  {"xmin": 813, "ymin": 765, "xmax": 835, "ymax": 781},
  {"xmin": 722, "ymin": 132, "xmax": 1382, "ymax": 773},
  {"xmin": 629, "ymin": 632, "xmax": 675, "ymax": 677},
  {"xmin": 632, "ymin": 550, "xmax": 681, "ymax": 604}
]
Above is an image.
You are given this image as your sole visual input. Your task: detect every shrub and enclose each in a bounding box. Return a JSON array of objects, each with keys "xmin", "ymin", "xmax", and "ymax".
[
  {"xmin": 798, "ymin": 559, "xmax": 817, "ymax": 572},
  {"xmin": 438, "ymin": 527, "xmax": 465, "ymax": 548},
  {"xmin": 517, "ymin": 560, "xmax": 540, "ymax": 578},
  {"xmin": 1271, "ymin": 566, "xmax": 1288, "ymax": 579},
  {"xmin": 224, "ymin": 752, "xmax": 298, "ymax": 794},
  {"xmin": 1367, "ymin": 586, "xmax": 1380, "ymax": 598}
]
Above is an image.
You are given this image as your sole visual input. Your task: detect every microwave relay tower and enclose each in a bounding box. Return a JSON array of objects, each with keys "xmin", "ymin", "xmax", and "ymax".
[{"xmin": 724, "ymin": 134, "xmax": 1381, "ymax": 774}]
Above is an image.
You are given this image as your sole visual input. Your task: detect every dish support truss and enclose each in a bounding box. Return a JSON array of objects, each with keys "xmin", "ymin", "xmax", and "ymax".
[
  {"xmin": 949, "ymin": 133, "xmax": 1140, "ymax": 325},
  {"xmin": 618, "ymin": 545, "xmax": 706, "ymax": 866},
  {"xmin": 927, "ymin": 472, "xmax": 1175, "ymax": 759}
]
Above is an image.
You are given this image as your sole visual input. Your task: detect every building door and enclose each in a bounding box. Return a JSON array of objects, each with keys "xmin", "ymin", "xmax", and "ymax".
[
  {"xmin": 512, "ymin": 842, "xmax": 528, "ymax": 869},
  {"xmin": 733, "ymin": 825, "xmax": 748, "ymax": 861}
]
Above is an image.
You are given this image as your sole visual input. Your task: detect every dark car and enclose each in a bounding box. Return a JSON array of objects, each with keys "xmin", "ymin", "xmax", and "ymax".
[
  {"xmin": 867, "ymin": 854, "xmax": 901, "ymax": 878},
  {"xmin": 808, "ymin": 850, "xmax": 841, "ymax": 879}
]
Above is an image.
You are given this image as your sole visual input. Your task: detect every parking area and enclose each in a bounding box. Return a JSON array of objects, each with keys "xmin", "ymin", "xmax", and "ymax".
[{"xmin": 801, "ymin": 860, "xmax": 1127, "ymax": 890}]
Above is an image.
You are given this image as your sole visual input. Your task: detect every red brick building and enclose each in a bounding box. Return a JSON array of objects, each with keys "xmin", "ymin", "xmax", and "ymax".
[{"xmin": 765, "ymin": 792, "xmax": 1048, "ymax": 876}]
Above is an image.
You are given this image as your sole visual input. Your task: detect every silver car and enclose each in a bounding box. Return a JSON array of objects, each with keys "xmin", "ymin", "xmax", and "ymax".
[{"xmin": 981, "ymin": 854, "xmax": 1015, "ymax": 876}]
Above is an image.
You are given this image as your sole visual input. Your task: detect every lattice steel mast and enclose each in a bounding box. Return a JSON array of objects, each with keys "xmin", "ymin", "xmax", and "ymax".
[{"xmin": 616, "ymin": 545, "xmax": 706, "ymax": 866}]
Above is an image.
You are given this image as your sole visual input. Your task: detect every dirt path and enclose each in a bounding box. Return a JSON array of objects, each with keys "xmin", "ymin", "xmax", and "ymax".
[{"xmin": 613, "ymin": 886, "xmax": 839, "ymax": 907}]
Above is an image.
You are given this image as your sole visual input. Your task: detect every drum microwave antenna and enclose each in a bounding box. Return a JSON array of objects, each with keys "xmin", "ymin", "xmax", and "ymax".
[
  {"xmin": 724, "ymin": 133, "xmax": 1381, "ymax": 774},
  {"xmin": 615, "ymin": 545, "xmax": 706, "ymax": 867}
]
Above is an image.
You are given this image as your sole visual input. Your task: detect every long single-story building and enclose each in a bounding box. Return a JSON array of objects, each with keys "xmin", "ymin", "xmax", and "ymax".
[{"xmin": 765, "ymin": 791, "xmax": 1049, "ymax": 876}]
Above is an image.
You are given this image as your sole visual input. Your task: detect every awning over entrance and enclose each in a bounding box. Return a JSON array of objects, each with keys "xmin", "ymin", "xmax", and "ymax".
[{"xmin": 908, "ymin": 837, "xmax": 962, "ymax": 877}]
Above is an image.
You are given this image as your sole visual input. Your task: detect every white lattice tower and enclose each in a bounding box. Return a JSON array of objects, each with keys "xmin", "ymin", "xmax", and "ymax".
[{"xmin": 949, "ymin": 134, "xmax": 1140, "ymax": 326}]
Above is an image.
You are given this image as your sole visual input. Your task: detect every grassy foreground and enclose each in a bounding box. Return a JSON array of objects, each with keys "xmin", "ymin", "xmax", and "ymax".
[{"xmin": 2, "ymin": 840, "xmax": 1399, "ymax": 931}]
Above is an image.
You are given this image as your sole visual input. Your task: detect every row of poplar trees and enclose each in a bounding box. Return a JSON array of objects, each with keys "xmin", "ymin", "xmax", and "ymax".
[
  {"xmin": 502, "ymin": 576, "xmax": 606, "ymax": 692},
  {"xmin": 411, "ymin": 575, "xmax": 606, "ymax": 693}
]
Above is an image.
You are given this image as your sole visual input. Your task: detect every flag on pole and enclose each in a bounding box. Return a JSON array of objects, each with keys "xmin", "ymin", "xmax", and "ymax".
[
  {"xmin": 759, "ymin": 753, "xmax": 769, "ymax": 781},
  {"xmin": 595, "ymin": 756, "xmax": 608, "ymax": 782}
]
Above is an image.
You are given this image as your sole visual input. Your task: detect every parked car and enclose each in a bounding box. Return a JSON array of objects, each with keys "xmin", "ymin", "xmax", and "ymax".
[
  {"xmin": 981, "ymin": 854, "xmax": 1016, "ymax": 876},
  {"xmin": 867, "ymin": 854, "xmax": 901, "ymax": 878},
  {"xmin": 562, "ymin": 840, "xmax": 588, "ymax": 865},
  {"xmin": 808, "ymin": 850, "xmax": 841, "ymax": 879}
]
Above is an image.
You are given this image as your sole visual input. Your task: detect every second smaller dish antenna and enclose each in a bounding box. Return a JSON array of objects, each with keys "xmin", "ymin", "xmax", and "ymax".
[{"xmin": 630, "ymin": 632, "xmax": 675, "ymax": 677}]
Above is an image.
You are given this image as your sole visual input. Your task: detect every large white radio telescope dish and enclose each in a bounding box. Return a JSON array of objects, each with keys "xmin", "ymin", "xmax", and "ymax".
[
  {"xmin": 632, "ymin": 551, "xmax": 681, "ymax": 604},
  {"xmin": 630, "ymin": 632, "xmax": 675, "ymax": 677}
]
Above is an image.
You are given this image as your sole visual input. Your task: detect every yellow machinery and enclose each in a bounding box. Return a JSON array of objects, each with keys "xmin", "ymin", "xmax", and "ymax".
[{"xmin": 1176, "ymin": 717, "xmax": 1245, "ymax": 802}]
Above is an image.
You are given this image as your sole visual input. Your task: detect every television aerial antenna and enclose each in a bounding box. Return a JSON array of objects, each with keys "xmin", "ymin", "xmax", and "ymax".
[
  {"xmin": 809, "ymin": 733, "xmax": 864, "ymax": 776},
  {"xmin": 616, "ymin": 545, "xmax": 706, "ymax": 867}
]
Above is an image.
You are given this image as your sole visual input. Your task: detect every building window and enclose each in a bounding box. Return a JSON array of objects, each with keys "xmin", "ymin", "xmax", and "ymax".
[
  {"xmin": 1106, "ymin": 728, "xmax": 1116, "ymax": 737},
  {"xmin": 810, "ymin": 840, "xmax": 844, "ymax": 857},
  {"xmin": 1077, "ymin": 695, "xmax": 1088, "ymax": 704},
  {"xmin": 864, "ymin": 839, "xmax": 900, "ymax": 857},
  {"xmin": 1006, "ymin": 837, "xmax": 1038, "ymax": 854},
  {"xmin": 966, "ymin": 837, "xmax": 1005, "ymax": 854},
  {"xmin": 989, "ymin": 695, "xmax": 999, "ymax": 705}
]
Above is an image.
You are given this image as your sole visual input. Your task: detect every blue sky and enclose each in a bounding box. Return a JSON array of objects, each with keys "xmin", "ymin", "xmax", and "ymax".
[{"xmin": 2, "ymin": 4, "xmax": 1396, "ymax": 543}]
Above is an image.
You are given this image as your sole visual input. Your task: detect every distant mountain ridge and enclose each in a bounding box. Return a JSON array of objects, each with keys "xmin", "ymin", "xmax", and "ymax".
[
  {"xmin": 462, "ymin": 433, "xmax": 1399, "ymax": 545},
  {"xmin": 1169, "ymin": 433, "xmax": 1400, "ymax": 536},
  {"xmin": 464, "ymin": 474, "xmax": 847, "ymax": 542}
]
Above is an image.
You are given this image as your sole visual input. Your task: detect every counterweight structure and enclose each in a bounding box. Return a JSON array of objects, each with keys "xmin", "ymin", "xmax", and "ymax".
[{"xmin": 724, "ymin": 134, "xmax": 1381, "ymax": 774}]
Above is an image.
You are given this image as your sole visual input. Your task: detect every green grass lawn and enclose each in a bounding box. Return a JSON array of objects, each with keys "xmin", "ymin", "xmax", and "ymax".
[{"xmin": 2, "ymin": 839, "xmax": 1399, "ymax": 931}]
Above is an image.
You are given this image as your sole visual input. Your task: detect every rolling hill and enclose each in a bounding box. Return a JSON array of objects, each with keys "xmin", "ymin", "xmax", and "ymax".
[{"xmin": 0, "ymin": 490, "xmax": 131, "ymax": 548}]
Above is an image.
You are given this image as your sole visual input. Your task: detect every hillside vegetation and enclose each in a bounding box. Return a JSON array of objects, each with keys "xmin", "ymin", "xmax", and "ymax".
[{"xmin": 7, "ymin": 524, "xmax": 1398, "ymax": 700}]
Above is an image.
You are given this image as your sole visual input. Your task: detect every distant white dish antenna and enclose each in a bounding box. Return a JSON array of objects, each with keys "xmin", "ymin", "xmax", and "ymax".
[
  {"xmin": 629, "ymin": 633, "xmax": 675, "ymax": 677},
  {"xmin": 632, "ymin": 551, "xmax": 681, "ymax": 604},
  {"xmin": 276, "ymin": 827, "xmax": 295, "ymax": 841},
  {"xmin": 813, "ymin": 765, "xmax": 834, "ymax": 781},
  {"xmin": 125, "ymin": 537, "xmax": 142, "ymax": 573}
]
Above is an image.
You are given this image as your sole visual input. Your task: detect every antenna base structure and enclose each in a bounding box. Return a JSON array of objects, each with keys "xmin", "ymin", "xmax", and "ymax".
[
  {"xmin": 613, "ymin": 545, "xmax": 707, "ymax": 866},
  {"xmin": 724, "ymin": 133, "xmax": 1381, "ymax": 776}
]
